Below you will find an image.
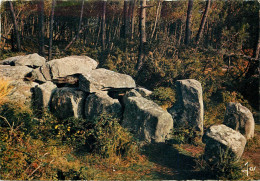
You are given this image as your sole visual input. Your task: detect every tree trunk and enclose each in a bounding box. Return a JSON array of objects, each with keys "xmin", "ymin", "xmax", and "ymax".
[
  {"xmin": 101, "ymin": 0, "xmax": 107, "ymax": 51},
  {"xmin": 64, "ymin": 0, "xmax": 84, "ymax": 50},
  {"xmin": 76, "ymin": 0, "xmax": 84, "ymax": 41},
  {"xmin": 95, "ymin": 17, "xmax": 101, "ymax": 48},
  {"xmin": 178, "ymin": 22, "xmax": 183, "ymax": 46},
  {"xmin": 254, "ymin": 38, "xmax": 260, "ymax": 60},
  {"xmin": 253, "ymin": 10, "xmax": 260, "ymax": 60},
  {"xmin": 123, "ymin": 0, "xmax": 129, "ymax": 39},
  {"xmin": 130, "ymin": 0, "xmax": 136, "ymax": 40},
  {"xmin": 151, "ymin": 0, "xmax": 162, "ymax": 40},
  {"xmin": 195, "ymin": 0, "xmax": 211, "ymax": 45},
  {"xmin": 48, "ymin": 0, "xmax": 56, "ymax": 61},
  {"xmin": 9, "ymin": 1, "xmax": 21, "ymax": 51},
  {"xmin": 38, "ymin": 0, "xmax": 45, "ymax": 56},
  {"xmin": 0, "ymin": 1, "xmax": 1, "ymax": 44},
  {"xmin": 136, "ymin": 0, "xmax": 146, "ymax": 71},
  {"xmin": 185, "ymin": 0, "xmax": 193, "ymax": 46}
]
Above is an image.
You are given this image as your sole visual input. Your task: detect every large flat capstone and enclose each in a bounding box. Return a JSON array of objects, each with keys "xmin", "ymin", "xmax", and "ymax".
[
  {"xmin": 2, "ymin": 53, "xmax": 46, "ymax": 68},
  {"xmin": 30, "ymin": 55, "xmax": 98, "ymax": 82},
  {"xmin": 79, "ymin": 68, "xmax": 136, "ymax": 93},
  {"xmin": 0, "ymin": 65, "xmax": 32, "ymax": 80}
]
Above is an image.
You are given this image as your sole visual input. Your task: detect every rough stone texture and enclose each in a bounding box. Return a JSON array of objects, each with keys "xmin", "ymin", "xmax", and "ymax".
[
  {"xmin": 32, "ymin": 81, "xmax": 57, "ymax": 111},
  {"xmin": 79, "ymin": 68, "xmax": 136, "ymax": 93},
  {"xmin": 15, "ymin": 53, "xmax": 46, "ymax": 68},
  {"xmin": 50, "ymin": 87, "xmax": 86, "ymax": 119},
  {"xmin": 2, "ymin": 55, "xmax": 24, "ymax": 65},
  {"xmin": 39, "ymin": 64, "xmax": 52, "ymax": 80},
  {"xmin": 48, "ymin": 56, "xmax": 98, "ymax": 79},
  {"xmin": 102, "ymin": 87, "xmax": 134, "ymax": 99},
  {"xmin": 203, "ymin": 124, "xmax": 247, "ymax": 162},
  {"xmin": 85, "ymin": 91, "xmax": 122, "ymax": 120},
  {"xmin": 223, "ymin": 102, "xmax": 255, "ymax": 139},
  {"xmin": 52, "ymin": 75, "xmax": 79, "ymax": 86},
  {"xmin": 2, "ymin": 54, "xmax": 46, "ymax": 68},
  {"xmin": 30, "ymin": 67, "xmax": 48, "ymax": 83},
  {"xmin": 136, "ymin": 87, "xmax": 153, "ymax": 97},
  {"xmin": 0, "ymin": 65, "xmax": 35, "ymax": 103},
  {"xmin": 168, "ymin": 79, "xmax": 204, "ymax": 134},
  {"xmin": 0, "ymin": 65, "xmax": 32, "ymax": 80},
  {"xmin": 122, "ymin": 89, "xmax": 142, "ymax": 105},
  {"xmin": 8, "ymin": 81, "xmax": 38, "ymax": 104},
  {"xmin": 125, "ymin": 89, "xmax": 142, "ymax": 98},
  {"xmin": 29, "ymin": 56, "xmax": 97, "ymax": 83},
  {"xmin": 122, "ymin": 96, "xmax": 173, "ymax": 143}
]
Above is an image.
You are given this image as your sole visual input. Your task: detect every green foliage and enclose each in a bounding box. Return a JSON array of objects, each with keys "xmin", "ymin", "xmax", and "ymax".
[
  {"xmin": 149, "ymin": 87, "xmax": 176, "ymax": 109},
  {"xmin": 85, "ymin": 114, "xmax": 137, "ymax": 158},
  {"xmin": 0, "ymin": 50, "xmax": 25, "ymax": 61},
  {"xmin": 204, "ymin": 89, "xmax": 253, "ymax": 128},
  {"xmin": 0, "ymin": 103, "xmax": 33, "ymax": 134},
  {"xmin": 66, "ymin": 43, "xmax": 98, "ymax": 60},
  {"xmin": 167, "ymin": 127, "xmax": 201, "ymax": 145},
  {"xmin": 50, "ymin": 114, "xmax": 138, "ymax": 159},
  {"xmin": 0, "ymin": 102, "xmax": 150, "ymax": 180},
  {"xmin": 105, "ymin": 47, "xmax": 138, "ymax": 77},
  {"xmin": 197, "ymin": 148, "xmax": 244, "ymax": 180},
  {"xmin": 136, "ymin": 56, "xmax": 180, "ymax": 88}
]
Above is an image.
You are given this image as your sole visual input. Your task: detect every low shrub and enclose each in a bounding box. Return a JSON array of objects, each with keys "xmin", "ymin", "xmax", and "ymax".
[
  {"xmin": 196, "ymin": 147, "xmax": 244, "ymax": 180},
  {"xmin": 167, "ymin": 127, "xmax": 201, "ymax": 145},
  {"xmin": 149, "ymin": 87, "xmax": 176, "ymax": 109},
  {"xmin": 56, "ymin": 114, "xmax": 138, "ymax": 158},
  {"xmin": 0, "ymin": 102, "xmax": 144, "ymax": 180}
]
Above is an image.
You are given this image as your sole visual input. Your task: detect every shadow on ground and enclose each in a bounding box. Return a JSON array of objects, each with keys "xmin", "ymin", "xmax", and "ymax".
[{"xmin": 142, "ymin": 143, "xmax": 215, "ymax": 180}]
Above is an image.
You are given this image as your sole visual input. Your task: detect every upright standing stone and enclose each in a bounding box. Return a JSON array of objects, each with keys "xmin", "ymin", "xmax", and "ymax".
[
  {"xmin": 32, "ymin": 81, "xmax": 57, "ymax": 112},
  {"xmin": 50, "ymin": 87, "xmax": 87, "ymax": 119},
  {"xmin": 122, "ymin": 96, "xmax": 173, "ymax": 143},
  {"xmin": 85, "ymin": 91, "xmax": 122, "ymax": 120},
  {"xmin": 223, "ymin": 102, "xmax": 255, "ymax": 139},
  {"xmin": 168, "ymin": 79, "xmax": 204, "ymax": 134}
]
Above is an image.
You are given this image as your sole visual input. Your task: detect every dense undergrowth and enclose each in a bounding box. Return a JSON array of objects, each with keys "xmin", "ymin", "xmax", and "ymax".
[
  {"xmin": 0, "ymin": 79, "xmax": 153, "ymax": 179},
  {"xmin": 0, "ymin": 101, "xmax": 153, "ymax": 180}
]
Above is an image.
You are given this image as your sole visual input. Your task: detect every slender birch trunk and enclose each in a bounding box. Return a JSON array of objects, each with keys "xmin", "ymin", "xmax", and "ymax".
[{"xmin": 48, "ymin": 0, "xmax": 56, "ymax": 61}]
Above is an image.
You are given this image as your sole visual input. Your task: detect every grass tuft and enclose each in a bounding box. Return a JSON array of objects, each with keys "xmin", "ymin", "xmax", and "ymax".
[{"xmin": 0, "ymin": 78, "xmax": 13, "ymax": 105}]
